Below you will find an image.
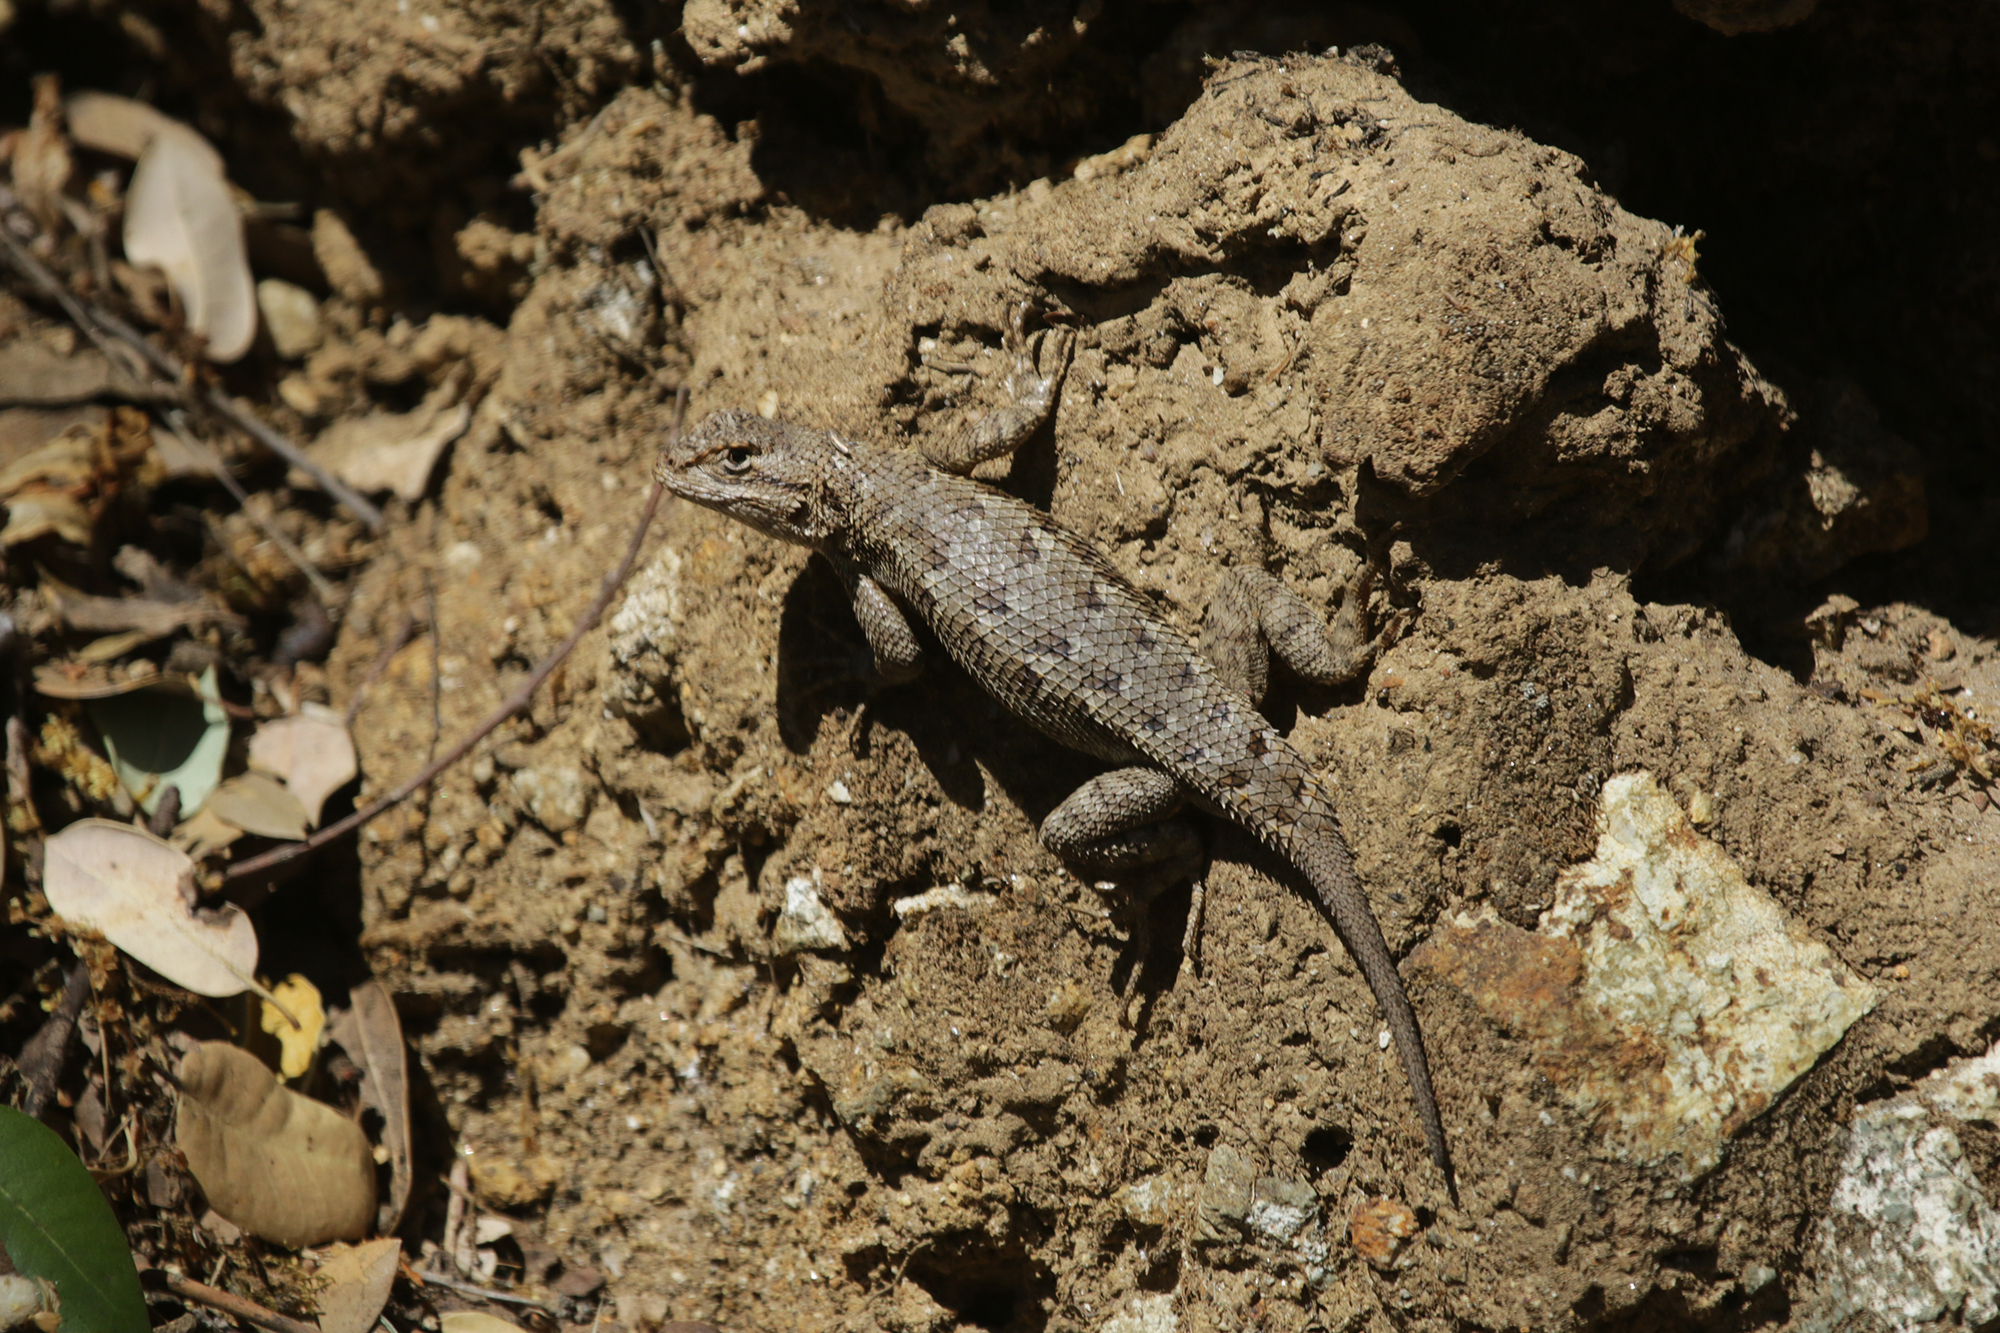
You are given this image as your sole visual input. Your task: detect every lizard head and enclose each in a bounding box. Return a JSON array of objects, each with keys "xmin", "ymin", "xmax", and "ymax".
[{"xmin": 655, "ymin": 410, "xmax": 839, "ymax": 547}]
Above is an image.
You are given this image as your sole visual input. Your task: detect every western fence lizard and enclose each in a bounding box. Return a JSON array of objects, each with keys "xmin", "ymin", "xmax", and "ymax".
[{"xmin": 656, "ymin": 306, "xmax": 1455, "ymax": 1199}]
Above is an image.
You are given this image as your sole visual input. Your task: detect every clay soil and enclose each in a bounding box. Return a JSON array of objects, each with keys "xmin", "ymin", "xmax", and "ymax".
[{"xmin": 4, "ymin": 2, "xmax": 1999, "ymax": 1332}]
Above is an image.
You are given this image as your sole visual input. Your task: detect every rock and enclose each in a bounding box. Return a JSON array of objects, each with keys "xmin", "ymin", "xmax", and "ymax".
[
  {"xmin": 773, "ymin": 873, "xmax": 847, "ymax": 953},
  {"xmin": 511, "ymin": 764, "xmax": 591, "ymax": 834},
  {"xmin": 1412, "ymin": 771, "xmax": 1880, "ymax": 1178},
  {"xmin": 255, "ymin": 278, "xmax": 322, "ymax": 359},
  {"xmin": 1805, "ymin": 1044, "xmax": 2000, "ymax": 1332},
  {"xmin": 470, "ymin": 1153, "xmax": 564, "ymax": 1209},
  {"xmin": 1099, "ymin": 1292, "xmax": 1177, "ymax": 1333},
  {"xmin": 1348, "ymin": 1197, "xmax": 1419, "ymax": 1269}
]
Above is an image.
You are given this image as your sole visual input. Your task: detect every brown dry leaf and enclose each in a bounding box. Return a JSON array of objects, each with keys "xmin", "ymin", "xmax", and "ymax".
[
  {"xmin": 313, "ymin": 1238, "xmax": 401, "ymax": 1333},
  {"xmin": 42, "ymin": 818, "xmax": 258, "ymax": 997},
  {"xmin": 438, "ymin": 1315, "xmax": 524, "ymax": 1333},
  {"xmin": 41, "ymin": 572, "xmax": 241, "ymax": 639},
  {"xmin": 204, "ymin": 771, "xmax": 310, "ymax": 841},
  {"xmin": 171, "ymin": 804, "xmax": 243, "ymax": 860},
  {"xmin": 32, "ymin": 662, "xmax": 185, "ymax": 700},
  {"xmin": 0, "ymin": 427, "xmax": 99, "ymax": 547},
  {"xmin": 175, "ymin": 1041, "xmax": 376, "ymax": 1248},
  {"xmin": 64, "ymin": 91, "xmax": 225, "ymax": 174},
  {"xmin": 305, "ymin": 391, "xmax": 469, "ymax": 502},
  {"xmin": 260, "ymin": 974, "xmax": 325, "ymax": 1080},
  {"xmin": 328, "ymin": 980, "xmax": 412, "ymax": 1235},
  {"xmin": 0, "ymin": 344, "xmax": 136, "ymax": 407},
  {"xmin": 123, "ymin": 124, "xmax": 256, "ymax": 364},
  {"xmin": 247, "ymin": 709, "xmax": 358, "ymax": 826}
]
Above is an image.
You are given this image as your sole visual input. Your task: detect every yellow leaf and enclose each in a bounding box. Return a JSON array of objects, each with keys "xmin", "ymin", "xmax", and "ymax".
[{"xmin": 260, "ymin": 974, "xmax": 325, "ymax": 1080}]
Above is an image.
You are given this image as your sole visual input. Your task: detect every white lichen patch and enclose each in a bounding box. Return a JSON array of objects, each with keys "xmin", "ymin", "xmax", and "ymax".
[
  {"xmin": 1805, "ymin": 1044, "xmax": 2000, "ymax": 1333},
  {"xmin": 1539, "ymin": 771, "xmax": 1879, "ymax": 1174}
]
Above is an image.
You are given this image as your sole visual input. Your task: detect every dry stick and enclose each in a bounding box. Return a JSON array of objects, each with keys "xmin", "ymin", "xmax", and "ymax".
[
  {"xmin": 346, "ymin": 613, "xmax": 418, "ymax": 728},
  {"xmin": 154, "ymin": 1271, "xmax": 322, "ymax": 1333},
  {"xmin": 163, "ymin": 408, "xmax": 345, "ymax": 609},
  {"xmin": 0, "ymin": 217, "xmax": 385, "ymax": 531},
  {"xmin": 412, "ymin": 1270, "xmax": 558, "ymax": 1312},
  {"xmin": 225, "ymin": 400, "xmax": 681, "ymax": 884}
]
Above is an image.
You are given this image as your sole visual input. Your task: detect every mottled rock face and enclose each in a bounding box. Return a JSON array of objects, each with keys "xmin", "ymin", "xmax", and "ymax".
[{"xmin": 1413, "ymin": 772, "xmax": 1879, "ymax": 1178}]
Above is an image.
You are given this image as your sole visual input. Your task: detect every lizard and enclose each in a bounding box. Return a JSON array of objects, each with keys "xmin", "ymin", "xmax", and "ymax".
[{"xmin": 654, "ymin": 305, "xmax": 1456, "ymax": 1200}]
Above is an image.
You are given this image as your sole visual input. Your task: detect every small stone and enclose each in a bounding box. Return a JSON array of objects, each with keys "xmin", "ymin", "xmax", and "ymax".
[
  {"xmin": 256, "ymin": 278, "xmax": 322, "ymax": 359},
  {"xmin": 1349, "ymin": 1196, "xmax": 1419, "ymax": 1268},
  {"xmin": 774, "ymin": 874, "xmax": 847, "ymax": 953},
  {"xmin": 553, "ymin": 1266, "xmax": 604, "ymax": 1298},
  {"xmin": 827, "ymin": 779, "xmax": 852, "ymax": 804},
  {"xmin": 511, "ymin": 764, "xmax": 590, "ymax": 834},
  {"xmin": 1927, "ymin": 628, "xmax": 1956, "ymax": 660},
  {"xmin": 1119, "ymin": 1175, "xmax": 1177, "ymax": 1229},
  {"xmin": 470, "ymin": 1153, "xmax": 564, "ymax": 1208}
]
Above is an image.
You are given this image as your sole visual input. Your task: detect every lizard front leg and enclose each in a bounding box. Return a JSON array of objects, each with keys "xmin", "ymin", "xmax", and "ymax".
[
  {"xmin": 1200, "ymin": 562, "xmax": 1390, "ymax": 705},
  {"xmin": 831, "ymin": 559, "xmax": 925, "ymax": 684},
  {"xmin": 926, "ymin": 303, "xmax": 1076, "ymax": 476}
]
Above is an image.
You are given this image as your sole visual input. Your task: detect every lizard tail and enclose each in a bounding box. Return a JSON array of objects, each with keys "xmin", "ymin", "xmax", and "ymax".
[{"xmin": 1296, "ymin": 831, "xmax": 1458, "ymax": 1205}]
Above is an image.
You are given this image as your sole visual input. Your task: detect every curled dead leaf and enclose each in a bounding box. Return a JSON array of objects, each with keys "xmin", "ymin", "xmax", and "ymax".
[
  {"xmin": 246, "ymin": 709, "xmax": 357, "ymax": 826},
  {"xmin": 175, "ymin": 1042, "xmax": 375, "ymax": 1248},
  {"xmin": 64, "ymin": 92, "xmax": 225, "ymax": 174},
  {"xmin": 438, "ymin": 1314, "xmax": 524, "ymax": 1333},
  {"xmin": 204, "ymin": 771, "xmax": 310, "ymax": 842},
  {"xmin": 42, "ymin": 819, "xmax": 257, "ymax": 997},
  {"xmin": 328, "ymin": 980, "xmax": 411, "ymax": 1235},
  {"xmin": 259, "ymin": 974, "xmax": 324, "ymax": 1080},
  {"xmin": 305, "ymin": 391, "xmax": 469, "ymax": 502},
  {"xmin": 312, "ymin": 1238, "xmax": 400, "ymax": 1333},
  {"xmin": 122, "ymin": 124, "xmax": 256, "ymax": 363}
]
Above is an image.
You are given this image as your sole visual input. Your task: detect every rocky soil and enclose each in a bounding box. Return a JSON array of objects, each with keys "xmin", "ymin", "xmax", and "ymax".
[{"xmin": 3, "ymin": 2, "xmax": 1998, "ymax": 1332}]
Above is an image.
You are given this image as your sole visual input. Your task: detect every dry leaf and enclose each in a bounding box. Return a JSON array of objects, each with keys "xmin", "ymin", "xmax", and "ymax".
[
  {"xmin": 439, "ymin": 1314, "xmax": 524, "ymax": 1333},
  {"xmin": 175, "ymin": 1042, "xmax": 375, "ymax": 1248},
  {"xmin": 260, "ymin": 974, "xmax": 324, "ymax": 1080},
  {"xmin": 247, "ymin": 710, "xmax": 357, "ymax": 826},
  {"xmin": 313, "ymin": 1239, "xmax": 400, "ymax": 1333},
  {"xmin": 123, "ymin": 125, "xmax": 256, "ymax": 364},
  {"xmin": 327, "ymin": 981, "xmax": 411, "ymax": 1235},
  {"xmin": 42, "ymin": 819, "xmax": 258, "ymax": 997},
  {"xmin": 306, "ymin": 393, "xmax": 469, "ymax": 502},
  {"xmin": 0, "ymin": 344, "xmax": 135, "ymax": 407},
  {"xmin": 204, "ymin": 772, "xmax": 309, "ymax": 841},
  {"xmin": 42, "ymin": 573, "xmax": 241, "ymax": 639},
  {"xmin": 64, "ymin": 92, "xmax": 225, "ymax": 174},
  {"xmin": 170, "ymin": 804, "xmax": 243, "ymax": 860},
  {"xmin": 32, "ymin": 663, "xmax": 184, "ymax": 700}
]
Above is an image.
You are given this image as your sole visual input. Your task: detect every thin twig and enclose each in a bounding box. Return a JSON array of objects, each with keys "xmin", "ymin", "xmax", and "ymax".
[
  {"xmin": 153, "ymin": 1271, "xmax": 321, "ymax": 1333},
  {"xmin": 224, "ymin": 391, "xmax": 683, "ymax": 883},
  {"xmin": 345, "ymin": 613, "xmax": 418, "ymax": 728},
  {"xmin": 91, "ymin": 303, "xmax": 385, "ymax": 530},
  {"xmin": 424, "ymin": 570, "xmax": 442, "ymax": 768},
  {"xmin": 164, "ymin": 409, "xmax": 344, "ymax": 608},
  {"xmin": 412, "ymin": 1271, "xmax": 558, "ymax": 1313},
  {"xmin": 0, "ymin": 214, "xmax": 385, "ymax": 530}
]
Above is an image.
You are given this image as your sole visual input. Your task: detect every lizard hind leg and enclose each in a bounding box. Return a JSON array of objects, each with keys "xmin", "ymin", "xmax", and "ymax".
[
  {"xmin": 1040, "ymin": 766, "xmax": 1207, "ymax": 983},
  {"xmin": 1200, "ymin": 561, "xmax": 1391, "ymax": 705}
]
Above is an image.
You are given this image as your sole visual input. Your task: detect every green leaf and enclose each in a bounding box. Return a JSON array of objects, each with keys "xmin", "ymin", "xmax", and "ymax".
[{"xmin": 0, "ymin": 1108, "xmax": 148, "ymax": 1333}]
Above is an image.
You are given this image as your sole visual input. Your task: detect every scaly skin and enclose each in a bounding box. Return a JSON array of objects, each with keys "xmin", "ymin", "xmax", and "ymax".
[{"xmin": 656, "ymin": 328, "xmax": 1455, "ymax": 1200}]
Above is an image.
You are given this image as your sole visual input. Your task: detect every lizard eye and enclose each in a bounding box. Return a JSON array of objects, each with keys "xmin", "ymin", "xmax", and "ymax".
[{"xmin": 722, "ymin": 446, "xmax": 755, "ymax": 474}]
